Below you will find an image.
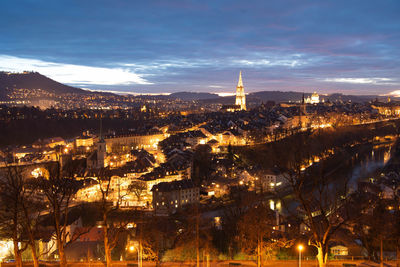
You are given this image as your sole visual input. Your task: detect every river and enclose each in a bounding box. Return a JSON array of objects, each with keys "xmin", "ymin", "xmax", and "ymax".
[
  {"xmin": 274, "ymin": 136, "xmax": 397, "ymax": 213},
  {"xmin": 348, "ymin": 139, "xmax": 395, "ymax": 187}
]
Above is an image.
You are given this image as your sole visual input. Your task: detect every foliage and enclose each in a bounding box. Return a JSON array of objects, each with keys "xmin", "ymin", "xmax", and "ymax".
[
  {"xmin": 34, "ymin": 162, "xmax": 83, "ymax": 267},
  {"xmin": 162, "ymin": 239, "xmax": 219, "ymax": 262},
  {"xmin": 235, "ymin": 121, "xmax": 400, "ymax": 170},
  {"xmin": 128, "ymin": 181, "xmax": 147, "ymax": 202},
  {"xmin": 192, "ymin": 144, "xmax": 213, "ymax": 184}
]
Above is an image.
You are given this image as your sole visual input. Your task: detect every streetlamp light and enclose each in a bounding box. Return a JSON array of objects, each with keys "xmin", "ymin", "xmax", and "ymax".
[
  {"xmin": 129, "ymin": 245, "xmax": 140, "ymax": 267},
  {"xmin": 297, "ymin": 244, "xmax": 304, "ymax": 267}
]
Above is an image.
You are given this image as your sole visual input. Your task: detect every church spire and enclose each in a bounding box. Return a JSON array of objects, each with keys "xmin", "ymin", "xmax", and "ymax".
[
  {"xmin": 237, "ymin": 70, "xmax": 243, "ymax": 88},
  {"xmin": 99, "ymin": 114, "xmax": 104, "ymax": 142},
  {"xmin": 235, "ymin": 71, "xmax": 246, "ymax": 110}
]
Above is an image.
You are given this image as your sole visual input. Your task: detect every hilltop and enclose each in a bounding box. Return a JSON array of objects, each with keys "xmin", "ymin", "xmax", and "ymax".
[
  {"xmin": 170, "ymin": 90, "xmax": 386, "ymax": 104},
  {"xmin": 0, "ymin": 71, "xmax": 390, "ymax": 105},
  {"xmin": 169, "ymin": 92, "xmax": 219, "ymax": 100},
  {"xmin": 0, "ymin": 71, "xmax": 86, "ymax": 98}
]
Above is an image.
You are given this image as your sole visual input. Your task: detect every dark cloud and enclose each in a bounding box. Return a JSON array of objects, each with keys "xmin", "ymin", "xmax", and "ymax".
[{"xmin": 0, "ymin": 0, "xmax": 399, "ymax": 94}]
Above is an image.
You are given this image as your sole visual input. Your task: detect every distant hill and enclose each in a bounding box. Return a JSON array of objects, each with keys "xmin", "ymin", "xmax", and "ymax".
[
  {"xmin": 248, "ymin": 91, "xmax": 389, "ymax": 103},
  {"xmin": 249, "ymin": 91, "xmax": 307, "ymax": 102},
  {"xmin": 169, "ymin": 92, "xmax": 219, "ymax": 100},
  {"xmin": 325, "ymin": 93, "xmax": 382, "ymax": 103},
  {"xmin": 0, "ymin": 71, "xmax": 86, "ymax": 99},
  {"xmin": 170, "ymin": 90, "xmax": 385, "ymax": 103},
  {"xmin": 168, "ymin": 91, "xmax": 311, "ymax": 102},
  {"xmin": 0, "ymin": 72, "xmax": 390, "ymax": 104}
]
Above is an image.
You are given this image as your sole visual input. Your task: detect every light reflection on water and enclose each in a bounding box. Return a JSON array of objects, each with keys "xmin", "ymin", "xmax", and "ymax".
[{"xmin": 348, "ymin": 141, "xmax": 395, "ymax": 189}]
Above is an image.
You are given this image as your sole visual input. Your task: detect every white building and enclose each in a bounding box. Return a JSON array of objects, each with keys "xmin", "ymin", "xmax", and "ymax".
[
  {"xmin": 152, "ymin": 180, "xmax": 199, "ymax": 215},
  {"xmin": 305, "ymin": 92, "xmax": 320, "ymax": 104}
]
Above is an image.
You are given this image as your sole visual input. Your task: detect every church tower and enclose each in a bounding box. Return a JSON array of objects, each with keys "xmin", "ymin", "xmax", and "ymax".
[
  {"xmin": 235, "ymin": 71, "xmax": 246, "ymax": 110},
  {"xmin": 301, "ymin": 93, "xmax": 306, "ymax": 115},
  {"xmin": 97, "ymin": 117, "xmax": 106, "ymax": 168},
  {"xmin": 299, "ymin": 93, "xmax": 307, "ymax": 128},
  {"xmin": 97, "ymin": 138, "xmax": 106, "ymax": 168},
  {"xmin": 87, "ymin": 118, "xmax": 107, "ymax": 169}
]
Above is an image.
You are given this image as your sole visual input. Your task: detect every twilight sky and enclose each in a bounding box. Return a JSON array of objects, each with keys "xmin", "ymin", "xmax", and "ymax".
[{"xmin": 0, "ymin": 0, "xmax": 400, "ymax": 95}]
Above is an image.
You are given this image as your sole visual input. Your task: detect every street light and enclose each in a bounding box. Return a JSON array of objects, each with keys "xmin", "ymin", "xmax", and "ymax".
[
  {"xmin": 129, "ymin": 245, "xmax": 140, "ymax": 267},
  {"xmin": 297, "ymin": 244, "xmax": 304, "ymax": 267}
]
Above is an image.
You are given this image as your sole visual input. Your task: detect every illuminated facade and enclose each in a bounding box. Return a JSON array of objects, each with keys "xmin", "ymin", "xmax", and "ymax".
[
  {"xmin": 104, "ymin": 133, "xmax": 166, "ymax": 152},
  {"xmin": 305, "ymin": 92, "xmax": 320, "ymax": 104},
  {"xmin": 43, "ymin": 137, "xmax": 65, "ymax": 148},
  {"xmin": 371, "ymin": 102, "xmax": 400, "ymax": 116},
  {"xmin": 152, "ymin": 179, "xmax": 199, "ymax": 215},
  {"xmin": 235, "ymin": 71, "xmax": 246, "ymax": 110},
  {"xmin": 75, "ymin": 136, "xmax": 94, "ymax": 147}
]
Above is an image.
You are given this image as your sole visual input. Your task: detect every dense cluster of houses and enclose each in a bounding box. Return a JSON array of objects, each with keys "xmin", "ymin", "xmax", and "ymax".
[{"xmin": 1, "ymin": 100, "xmax": 400, "ymax": 261}]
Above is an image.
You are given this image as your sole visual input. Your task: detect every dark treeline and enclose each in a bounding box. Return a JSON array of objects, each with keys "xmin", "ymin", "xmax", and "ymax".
[
  {"xmin": 235, "ymin": 120, "xmax": 400, "ymax": 169},
  {"xmin": 2, "ymin": 126, "xmax": 400, "ymax": 267},
  {"xmin": 0, "ymin": 117, "xmax": 147, "ymax": 147}
]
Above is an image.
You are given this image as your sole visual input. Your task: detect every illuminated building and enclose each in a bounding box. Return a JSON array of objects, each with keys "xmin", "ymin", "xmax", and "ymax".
[
  {"xmin": 0, "ymin": 241, "xmax": 13, "ymax": 261},
  {"xmin": 43, "ymin": 137, "xmax": 65, "ymax": 148},
  {"xmin": 76, "ymin": 175, "xmax": 147, "ymax": 207},
  {"xmin": 12, "ymin": 147, "xmax": 39, "ymax": 159},
  {"xmin": 87, "ymin": 128, "xmax": 107, "ymax": 169},
  {"xmin": 75, "ymin": 135, "xmax": 94, "ymax": 147},
  {"xmin": 330, "ymin": 245, "xmax": 349, "ymax": 256},
  {"xmin": 305, "ymin": 92, "xmax": 320, "ymax": 104},
  {"xmin": 258, "ymin": 170, "xmax": 285, "ymax": 192},
  {"xmin": 235, "ymin": 71, "xmax": 246, "ymax": 110},
  {"xmin": 299, "ymin": 93, "xmax": 308, "ymax": 128},
  {"xmin": 371, "ymin": 102, "xmax": 400, "ymax": 116},
  {"xmin": 97, "ymin": 138, "xmax": 107, "ymax": 168},
  {"xmin": 104, "ymin": 133, "xmax": 165, "ymax": 152},
  {"xmin": 222, "ymin": 71, "xmax": 248, "ymax": 112},
  {"xmin": 217, "ymin": 130, "xmax": 246, "ymax": 146},
  {"xmin": 152, "ymin": 179, "xmax": 199, "ymax": 215}
]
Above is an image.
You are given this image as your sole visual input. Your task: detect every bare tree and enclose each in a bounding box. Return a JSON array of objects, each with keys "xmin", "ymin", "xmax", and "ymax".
[
  {"xmin": 0, "ymin": 166, "xmax": 28, "ymax": 267},
  {"xmin": 0, "ymin": 165, "xmax": 52, "ymax": 267},
  {"xmin": 94, "ymin": 168, "xmax": 130, "ymax": 267},
  {"xmin": 128, "ymin": 180, "xmax": 147, "ymax": 204},
  {"xmin": 268, "ymin": 130, "xmax": 362, "ymax": 267},
  {"xmin": 21, "ymin": 178, "xmax": 47, "ymax": 267},
  {"xmin": 238, "ymin": 202, "xmax": 292, "ymax": 267},
  {"xmin": 138, "ymin": 216, "xmax": 176, "ymax": 266},
  {"xmin": 35, "ymin": 163, "xmax": 82, "ymax": 267},
  {"xmin": 168, "ymin": 204, "xmax": 215, "ymax": 264},
  {"xmin": 280, "ymin": 147, "xmax": 362, "ymax": 267}
]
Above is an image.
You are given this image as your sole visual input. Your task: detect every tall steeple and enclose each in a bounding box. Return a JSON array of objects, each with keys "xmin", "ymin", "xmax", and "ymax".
[
  {"xmin": 299, "ymin": 92, "xmax": 307, "ymax": 128},
  {"xmin": 237, "ymin": 70, "xmax": 243, "ymax": 88},
  {"xmin": 235, "ymin": 71, "xmax": 246, "ymax": 110},
  {"xmin": 97, "ymin": 115, "xmax": 106, "ymax": 168}
]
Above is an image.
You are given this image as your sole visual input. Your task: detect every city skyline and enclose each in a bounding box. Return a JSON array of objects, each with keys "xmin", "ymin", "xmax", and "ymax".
[{"xmin": 1, "ymin": 0, "xmax": 400, "ymax": 95}]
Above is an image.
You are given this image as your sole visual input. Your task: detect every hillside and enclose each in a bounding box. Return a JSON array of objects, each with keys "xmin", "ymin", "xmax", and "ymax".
[
  {"xmin": 169, "ymin": 92, "xmax": 219, "ymax": 100},
  {"xmin": 172, "ymin": 90, "xmax": 385, "ymax": 103},
  {"xmin": 0, "ymin": 71, "xmax": 86, "ymax": 98},
  {"xmin": 0, "ymin": 71, "xmax": 389, "ymax": 104},
  {"xmin": 249, "ymin": 91, "xmax": 308, "ymax": 102}
]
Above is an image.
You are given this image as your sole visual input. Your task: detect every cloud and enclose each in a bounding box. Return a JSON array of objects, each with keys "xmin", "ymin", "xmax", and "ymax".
[
  {"xmin": 119, "ymin": 54, "xmax": 308, "ymax": 76},
  {"xmin": 232, "ymin": 58, "xmax": 305, "ymax": 68},
  {"xmin": 387, "ymin": 90, "xmax": 400, "ymax": 97},
  {"xmin": 323, "ymin": 77, "xmax": 397, "ymax": 85},
  {"xmin": 217, "ymin": 92, "xmax": 236, "ymax": 97},
  {"xmin": 0, "ymin": 55, "xmax": 151, "ymax": 85}
]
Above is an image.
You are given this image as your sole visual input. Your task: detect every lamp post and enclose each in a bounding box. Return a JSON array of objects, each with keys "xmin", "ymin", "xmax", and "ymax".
[
  {"xmin": 297, "ymin": 244, "xmax": 304, "ymax": 267},
  {"xmin": 129, "ymin": 245, "xmax": 140, "ymax": 267}
]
